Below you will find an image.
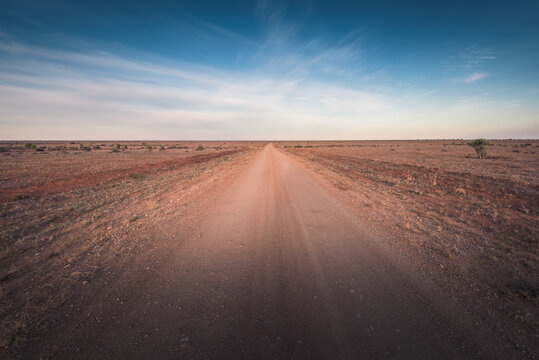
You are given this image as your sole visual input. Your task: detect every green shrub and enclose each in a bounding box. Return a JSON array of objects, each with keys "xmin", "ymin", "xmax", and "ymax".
[
  {"xmin": 467, "ymin": 139, "xmax": 489, "ymax": 159},
  {"xmin": 25, "ymin": 143, "xmax": 36, "ymax": 149},
  {"xmin": 195, "ymin": 144, "xmax": 204, "ymax": 151}
]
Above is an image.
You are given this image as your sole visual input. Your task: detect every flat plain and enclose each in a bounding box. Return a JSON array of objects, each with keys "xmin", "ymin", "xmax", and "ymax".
[{"xmin": 0, "ymin": 140, "xmax": 537, "ymax": 359}]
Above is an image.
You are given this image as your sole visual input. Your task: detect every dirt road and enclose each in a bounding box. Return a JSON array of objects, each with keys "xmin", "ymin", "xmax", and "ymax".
[{"xmin": 24, "ymin": 144, "xmax": 517, "ymax": 359}]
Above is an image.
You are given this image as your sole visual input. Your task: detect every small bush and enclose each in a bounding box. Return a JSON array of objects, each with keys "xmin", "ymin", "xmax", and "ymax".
[
  {"xmin": 15, "ymin": 194, "xmax": 31, "ymax": 200},
  {"xmin": 160, "ymin": 145, "xmax": 165, "ymax": 151},
  {"xmin": 294, "ymin": 145, "xmax": 303, "ymax": 148},
  {"xmin": 93, "ymin": 145, "xmax": 101, "ymax": 150},
  {"xmin": 195, "ymin": 144, "xmax": 204, "ymax": 151},
  {"xmin": 116, "ymin": 144, "xmax": 121, "ymax": 150},
  {"xmin": 25, "ymin": 143, "xmax": 36, "ymax": 149},
  {"xmin": 467, "ymin": 139, "xmax": 489, "ymax": 159}
]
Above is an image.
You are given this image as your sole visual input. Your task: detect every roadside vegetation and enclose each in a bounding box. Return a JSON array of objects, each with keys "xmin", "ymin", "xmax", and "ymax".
[{"xmin": 467, "ymin": 139, "xmax": 489, "ymax": 158}]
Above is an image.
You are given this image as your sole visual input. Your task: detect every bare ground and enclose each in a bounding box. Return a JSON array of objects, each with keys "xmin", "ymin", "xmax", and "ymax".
[
  {"xmin": 280, "ymin": 140, "xmax": 538, "ymax": 357},
  {"xmin": 0, "ymin": 141, "xmax": 259, "ymax": 355},
  {"xmin": 0, "ymin": 140, "xmax": 537, "ymax": 359}
]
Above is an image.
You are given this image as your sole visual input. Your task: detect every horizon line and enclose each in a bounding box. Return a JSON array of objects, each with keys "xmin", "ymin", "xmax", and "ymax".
[{"xmin": 1, "ymin": 138, "xmax": 538, "ymax": 142}]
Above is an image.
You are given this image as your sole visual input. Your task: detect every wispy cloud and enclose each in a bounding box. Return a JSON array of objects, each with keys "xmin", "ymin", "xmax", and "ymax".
[
  {"xmin": 450, "ymin": 96, "xmax": 492, "ymax": 111},
  {"xmin": 0, "ymin": 38, "xmax": 390, "ymax": 139},
  {"xmin": 442, "ymin": 46, "xmax": 497, "ymax": 78},
  {"xmin": 0, "ymin": 2, "xmax": 536, "ymax": 141},
  {"xmin": 464, "ymin": 72, "xmax": 487, "ymax": 83},
  {"xmin": 251, "ymin": 2, "xmax": 367, "ymax": 80},
  {"xmin": 459, "ymin": 47, "xmax": 497, "ymax": 69},
  {"xmin": 1, "ymin": 36, "xmax": 534, "ymax": 140},
  {"xmin": 501, "ymin": 99, "xmax": 522, "ymax": 108},
  {"xmin": 255, "ymin": 0, "xmax": 304, "ymax": 46},
  {"xmin": 179, "ymin": 11, "xmax": 260, "ymax": 48}
]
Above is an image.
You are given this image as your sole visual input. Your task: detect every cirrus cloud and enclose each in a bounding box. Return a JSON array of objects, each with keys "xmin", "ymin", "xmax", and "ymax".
[{"xmin": 464, "ymin": 72, "xmax": 487, "ymax": 83}]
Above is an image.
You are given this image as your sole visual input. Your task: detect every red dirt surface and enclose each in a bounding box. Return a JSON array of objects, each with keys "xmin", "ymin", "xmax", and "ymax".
[
  {"xmin": 280, "ymin": 140, "xmax": 538, "ymax": 357},
  {"xmin": 0, "ymin": 140, "xmax": 537, "ymax": 359},
  {"xmin": 0, "ymin": 150, "xmax": 244, "ymax": 202},
  {"xmin": 0, "ymin": 142, "xmax": 248, "ymax": 202}
]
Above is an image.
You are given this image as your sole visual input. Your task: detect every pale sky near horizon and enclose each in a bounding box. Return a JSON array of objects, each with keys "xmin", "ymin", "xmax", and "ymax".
[{"xmin": 0, "ymin": 0, "xmax": 538, "ymax": 140}]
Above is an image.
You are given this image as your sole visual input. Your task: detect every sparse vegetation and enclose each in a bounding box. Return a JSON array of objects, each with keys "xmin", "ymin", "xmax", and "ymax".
[
  {"xmin": 116, "ymin": 144, "xmax": 121, "ymax": 150},
  {"xmin": 467, "ymin": 139, "xmax": 489, "ymax": 159},
  {"xmin": 25, "ymin": 143, "xmax": 36, "ymax": 149},
  {"xmin": 0, "ymin": 140, "xmax": 537, "ymax": 357},
  {"xmin": 195, "ymin": 144, "xmax": 205, "ymax": 151}
]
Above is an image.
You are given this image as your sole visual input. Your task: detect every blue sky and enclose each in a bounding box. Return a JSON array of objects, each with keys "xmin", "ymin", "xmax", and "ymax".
[{"xmin": 0, "ymin": 0, "xmax": 538, "ymax": 140}]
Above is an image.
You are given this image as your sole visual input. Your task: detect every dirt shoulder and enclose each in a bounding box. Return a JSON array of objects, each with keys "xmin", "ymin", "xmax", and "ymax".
[{"xmin": 279, "ymin": 140, "xmax": 538, "ymax": 358}]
